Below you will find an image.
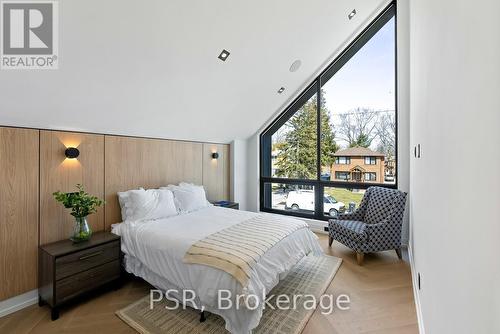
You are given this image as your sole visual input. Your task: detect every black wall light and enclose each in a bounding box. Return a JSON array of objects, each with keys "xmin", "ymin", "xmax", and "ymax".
[
  {"xmin": 212, "ymin": 152, "xmax": 219, "ymax": 159},
  {"xmin": 65, "ymin": 147, "xmax": 80, "ymax": 159}
]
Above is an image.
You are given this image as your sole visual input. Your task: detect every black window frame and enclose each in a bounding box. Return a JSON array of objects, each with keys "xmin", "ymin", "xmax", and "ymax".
[{"xmin": 259, "ymin": 2, "xmax": 398, "ymax": 221}]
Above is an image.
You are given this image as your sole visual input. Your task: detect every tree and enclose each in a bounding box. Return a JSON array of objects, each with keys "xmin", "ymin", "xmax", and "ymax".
[
  {"xmin": 349, "ymin": 133, "xmax": 372, "ymax": 148},
  {"xmin": 274, "ymin": 92, "xmax": 338, "ymax": 179},
  {"xmin": 320, "ymin": 92, "xmax": 338, "ymax": 171},
  {"xmin": 337, "ymin": 108, "xmax": 378, "ymax": 148},
  {"xmin": 376, "ymin": 112, "xmax": 396, "ymax": 175},
  {"xmin": 376, "ymin": 112, "xmax": 396, "ymax": 157}
]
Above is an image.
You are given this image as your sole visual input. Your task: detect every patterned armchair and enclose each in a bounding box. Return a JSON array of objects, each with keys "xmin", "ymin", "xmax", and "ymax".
[{"xmin": 328, "ymin": 186, "xmax": 407, "ymax": 265}]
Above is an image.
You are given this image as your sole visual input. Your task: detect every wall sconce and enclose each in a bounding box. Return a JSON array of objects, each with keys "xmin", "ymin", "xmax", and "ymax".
[
  {"xmin": 65, "ymin": 147, "xmax": 80, "ymax": 159},
  {"xmin": 212, "ymin": 152, "xmax": 219, "ymax": 160}
]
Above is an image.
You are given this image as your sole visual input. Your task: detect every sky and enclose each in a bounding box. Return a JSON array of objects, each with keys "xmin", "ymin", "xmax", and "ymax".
[
  {"xmin": 272, "ymin": 17, "xmax": 396, "ymax": 150},
  {"xmin": 323, "ymin": 17, "xmax": 396, "ymax": 114},
  {"xmin": 323, "ymin": 17, "xmax": 396, "ymax": 149}
]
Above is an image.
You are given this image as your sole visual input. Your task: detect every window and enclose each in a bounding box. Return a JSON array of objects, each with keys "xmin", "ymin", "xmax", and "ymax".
[
  {"xmin": 335, "ymin": 157, "xmax": 351, "ymax": 165},
  {"xmin": 269, "ymin": 92, "xmax": 317, "ymax": 179},
  {"xmin": 335, "ymin": 172, "xmax": 350, "ymax": 180},
  {"xmin": 260, "ymin": 3, "xmax": 397, "ymax": 220},
  {"xmin": 365, "ymin": 172, "xmax": 377, "ymax": 181},
  {"xmin": 262, "ymin": 183, "xmax": 315, "ymax": 215},
  {"xmin": 324, "ymin": 187, "xmax": 364, "ymax": 217},
  {"xmin": 365, "ymin": 157, "xmax": 377, "ymax": 165}
]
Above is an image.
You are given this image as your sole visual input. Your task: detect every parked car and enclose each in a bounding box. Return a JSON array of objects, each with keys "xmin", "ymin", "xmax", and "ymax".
[
  {"xmin": 285, "ymin": 190, "xmax": 345, "ymax": 216},
  {"xmin": 320, "ymin": 173, "xmax": 331, "ymax": 181}
]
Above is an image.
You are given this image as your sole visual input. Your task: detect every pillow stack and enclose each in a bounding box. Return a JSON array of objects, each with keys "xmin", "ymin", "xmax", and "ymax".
[
  {"xmin": 161, "ymin": 183, "xmax": 210, "ymax": 214},
  {"xmin": 117, "ymin": 188, "xmax": 177, "ymax": 222},
  {"xmin": 117, "ymin": 183, "xmax": 210, "ymax": 222}
]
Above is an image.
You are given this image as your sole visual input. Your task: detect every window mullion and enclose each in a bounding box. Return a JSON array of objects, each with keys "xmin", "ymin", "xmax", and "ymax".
[{"xmin": 315, "ymin": 80, "xmax": 322, "ymax": 218}]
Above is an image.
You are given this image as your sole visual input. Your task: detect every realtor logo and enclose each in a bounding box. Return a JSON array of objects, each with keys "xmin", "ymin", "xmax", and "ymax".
[{"xmin": 1, "ymin": 1, "xmax": 58, "ymax": 69}]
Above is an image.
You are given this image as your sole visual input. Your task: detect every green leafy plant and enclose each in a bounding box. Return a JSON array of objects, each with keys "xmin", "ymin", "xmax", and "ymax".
[{"xmin": 53, "ymin": 184, "xmax": 104, "ymax": 218}]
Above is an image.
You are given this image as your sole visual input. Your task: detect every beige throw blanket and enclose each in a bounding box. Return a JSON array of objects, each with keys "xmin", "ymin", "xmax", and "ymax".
[{"xmin": 183, "ymin": 214, "xmax": 308, "ymax": 288}]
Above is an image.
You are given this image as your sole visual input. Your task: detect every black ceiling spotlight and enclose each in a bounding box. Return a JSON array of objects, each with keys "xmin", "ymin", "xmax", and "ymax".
[
  {"xmin": 65, "ymin": 147, "xmax": 80, "ymax": 159},
  {"xmin": 218, "ymin": 49, "xmax": 230, "ymax": 61},
  {"xmin": 277, "ymin": 87, "xmax": 285, "ymax": 94},
  {"xmin": 348, "ymin": 9, "xmax": 357, "ymax": 20},
  {"xmin": 212, "ymin": 152, "xmax": 219, "ymax": 159}
]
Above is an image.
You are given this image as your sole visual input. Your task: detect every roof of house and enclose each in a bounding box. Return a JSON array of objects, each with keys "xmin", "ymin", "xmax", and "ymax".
[{"xmin": 334, "ymin": 146, "xmax": 385, "ymax": 157}]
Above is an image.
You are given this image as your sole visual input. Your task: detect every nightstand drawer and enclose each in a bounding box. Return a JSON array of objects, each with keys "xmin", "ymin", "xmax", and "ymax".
[
  {"xmin": 55, "ymin": 260, "xmax": 120, "ymax": 304},
  {"xmin": 55, "ymin": 241, "xmax": 120, "ymax": 280}
]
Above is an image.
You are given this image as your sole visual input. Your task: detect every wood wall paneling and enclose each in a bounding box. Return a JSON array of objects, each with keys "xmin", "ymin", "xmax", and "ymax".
[
  {"xmin": 0, "ymin": 126, "xmax": 231, "ymax": 301},
  {"xmin": 202, "ymin": 143, "xmax": 230, "ymax": 202},
  {"xmin": 104, "ymin": 136, "xmax": 205, "ymax": 229},
  {"xmin": 39, "ymin": 131, "xmax": 105, "ymax": 244},
  {"xmin": 0, "ymin": 127, "xmax": 39, "ymax": 301}
]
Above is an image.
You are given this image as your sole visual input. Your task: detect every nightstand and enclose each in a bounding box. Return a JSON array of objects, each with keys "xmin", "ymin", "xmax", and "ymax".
[
  {"xmin": 211, "ymin": 201, "xmax": 239, "ymax": 210},
  {"xmin": 38, "ymin": 231, "xmax": 121, "ymax": 320}
]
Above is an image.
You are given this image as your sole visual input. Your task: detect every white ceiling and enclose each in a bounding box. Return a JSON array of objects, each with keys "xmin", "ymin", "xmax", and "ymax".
[{"xmin": 0, "ymin": 0, "xmax": 389, "ymax": 143}]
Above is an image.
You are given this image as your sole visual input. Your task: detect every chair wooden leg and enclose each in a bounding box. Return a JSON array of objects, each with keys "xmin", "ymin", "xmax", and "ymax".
[
  {"xmin": 328, "ymin": 236, "xmax": 333, "ymax": 247},
  {"xmin": 356, "ymin": 252, "xmax": 364, "ymax": 265},
  {"xmin": 395, "ymin": 248, "xmax": 402, "ymax": 260}
]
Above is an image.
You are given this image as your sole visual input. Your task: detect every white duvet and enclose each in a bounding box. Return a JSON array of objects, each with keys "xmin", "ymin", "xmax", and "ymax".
[{"xmin": 112, "ymin": 206, "xmax": 323, "ymax": 334}]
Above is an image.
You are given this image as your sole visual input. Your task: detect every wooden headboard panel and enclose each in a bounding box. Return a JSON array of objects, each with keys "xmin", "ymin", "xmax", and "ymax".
[
  {"xmin": 104, "ymin": 136, "xmax": 230, "ymax": 229},
  {"xmin": 0, "ymin": 126, "xmax": 231, "ymax": 301}
]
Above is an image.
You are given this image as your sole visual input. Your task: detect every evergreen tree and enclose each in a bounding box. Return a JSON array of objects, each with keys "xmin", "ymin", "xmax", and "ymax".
[
  {"xmin": 349, "ymin": 133, "xmax": 373, "ymax": 148},
  {"xmin": 320, "ymin": 93, "xmax": 337, "ymax": 171},
  {"xmin": 274, "ymin": 92, "xmax": 338, "ymax": 179}
]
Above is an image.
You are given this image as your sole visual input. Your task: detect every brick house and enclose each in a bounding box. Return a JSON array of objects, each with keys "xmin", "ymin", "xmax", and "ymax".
[{"xmin": 330, "ymin": 147, "xmax": 385, "ymax": 183}]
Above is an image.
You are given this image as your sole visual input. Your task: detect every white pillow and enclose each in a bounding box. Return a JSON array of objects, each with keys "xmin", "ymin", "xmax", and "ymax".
[
  {"xmin": 162, "ymin": 183, "xmax": 209, "ymax": 213},
  {"xmin": 117, "ymin": 188, "xmax": 143, "ymax": 222},
  {"xmin": 117, "ymin": 188, "xmax": 177, "ymax": 222}
]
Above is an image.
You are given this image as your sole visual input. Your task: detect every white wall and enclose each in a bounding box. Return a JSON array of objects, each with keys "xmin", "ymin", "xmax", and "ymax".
[
  {"xmin": 245, "ymin": 135, "xmax": 260, "ymax": 212},
  {"xmin": 230, "ymin": 140, "xmax": 248, "ymax": 210},
  {"xmin": 410, "ymin": 0, "xmax": 500, "ymax": 333}
]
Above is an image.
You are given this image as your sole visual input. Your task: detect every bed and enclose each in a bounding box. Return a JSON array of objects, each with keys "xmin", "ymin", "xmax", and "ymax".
[{"xmin": 111, "ymin": 187, "xmax": 322, "ymax": 334}]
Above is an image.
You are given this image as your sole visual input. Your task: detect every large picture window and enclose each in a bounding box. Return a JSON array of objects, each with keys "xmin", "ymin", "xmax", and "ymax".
[{"xmin": 260, "ymin": 3, "xmax": 397, "ymax": 220}]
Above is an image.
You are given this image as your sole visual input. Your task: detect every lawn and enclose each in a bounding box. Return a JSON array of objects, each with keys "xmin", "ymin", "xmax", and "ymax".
[{"xmin": 325, "ymin": 188, "xmax": 364, "ymax": 208}]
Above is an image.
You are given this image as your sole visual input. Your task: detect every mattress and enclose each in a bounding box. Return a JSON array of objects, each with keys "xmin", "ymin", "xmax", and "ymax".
[{"xmin": 112, "ymin": 206, "xmax": 322, "ymax": 333}]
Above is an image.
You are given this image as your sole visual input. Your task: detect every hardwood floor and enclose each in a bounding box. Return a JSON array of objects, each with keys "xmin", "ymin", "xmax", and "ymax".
[{"xmin": 0, "ymin": 234, "xmax": 418, "ymax": 334}]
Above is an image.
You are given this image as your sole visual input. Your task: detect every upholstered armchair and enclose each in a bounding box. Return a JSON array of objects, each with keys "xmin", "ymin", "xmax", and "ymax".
[{"xmin": 328, "ymin": 186, "xmax": 407, "ymax": 265}]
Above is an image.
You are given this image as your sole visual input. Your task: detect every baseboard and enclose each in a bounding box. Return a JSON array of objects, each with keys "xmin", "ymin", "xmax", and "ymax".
[
  {"xmin": 0, "ymin": 289, "xmax": 38, "ymax": 318},
  {"xmin": 408, "ymin": 244, "xmax": 425, "ymax": 334},
  {"xmin": 303, "ymin": 218, "xmax": 328, "ymax": 234}
]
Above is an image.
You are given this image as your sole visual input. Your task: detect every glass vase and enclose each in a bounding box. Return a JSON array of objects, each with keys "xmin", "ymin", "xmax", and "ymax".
[{"xmin": 71, "ymin": 216, "xmax": 92, "ymax": 243}]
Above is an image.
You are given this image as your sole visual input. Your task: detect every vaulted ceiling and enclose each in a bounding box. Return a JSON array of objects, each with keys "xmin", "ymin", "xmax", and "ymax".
[{"xmin": 0, "ymin": 0, "xmax": 389, "ymax": 143}]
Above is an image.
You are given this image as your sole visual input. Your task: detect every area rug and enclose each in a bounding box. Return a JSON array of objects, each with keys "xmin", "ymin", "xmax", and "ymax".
[{"xmin": 116, "ymin": 255, "xmax": 342, "ymax": 334}]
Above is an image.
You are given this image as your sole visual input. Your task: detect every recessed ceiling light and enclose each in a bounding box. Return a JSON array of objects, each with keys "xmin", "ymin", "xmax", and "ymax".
[
  {"xmin": 289, "ymin": 60, "xmax": 302, "ymax": 72},
  {"xmin": 218, "ymin": 49, "xmax": 230, "ymax": 61},
  {"xmin": 277, "ymin": 87, "xmax": 285, "ymax": 94},
  {"xmin": 348, "ymin": 9, "xmax": 356, "ymax": 20}
]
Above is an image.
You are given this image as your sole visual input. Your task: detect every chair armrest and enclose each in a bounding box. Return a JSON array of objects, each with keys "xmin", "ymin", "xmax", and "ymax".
[
  {"xmin": 336, "ymin": 210, "xmax": 364, "ymax": 221},
  {"xmin": 364, "ymin": 222, "xmax": 388, "ymax": 242}
]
